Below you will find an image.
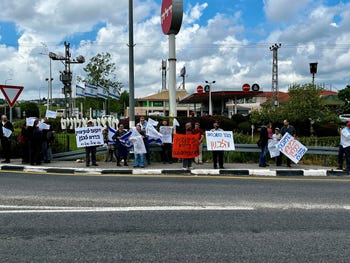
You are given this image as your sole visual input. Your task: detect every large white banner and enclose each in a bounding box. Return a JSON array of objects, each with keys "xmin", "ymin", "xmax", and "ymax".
[
  {"xmin": 205, "ymin": 131, "xmax": 235, "ymax": 151},
  {"xmin": 277, "ymin": 132, "xmax": 308, "ymax": 164},
  {"xmin": 75, "ymin": 126, "xmax": 104, "ymax": 148}
]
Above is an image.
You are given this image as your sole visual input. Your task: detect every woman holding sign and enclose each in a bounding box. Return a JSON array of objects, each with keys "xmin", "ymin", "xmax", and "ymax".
[{"xmin": 112, "ymin": 123, "xmax": 129, "ymax": 167}]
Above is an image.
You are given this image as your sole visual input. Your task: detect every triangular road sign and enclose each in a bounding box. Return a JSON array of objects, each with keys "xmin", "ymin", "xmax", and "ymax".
[{"xmin": 0, "ymin": 85, "xmax": 24, "ymax": 107}]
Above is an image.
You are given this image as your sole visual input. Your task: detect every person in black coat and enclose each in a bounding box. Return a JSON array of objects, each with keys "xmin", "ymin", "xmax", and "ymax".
[
  {"xmin": 1, "ymin": 115, "xmax": 14, "ymax": 163},
  {"xmin": 258, "ymin": 121, "xmax": 270, "ymax": 167}
]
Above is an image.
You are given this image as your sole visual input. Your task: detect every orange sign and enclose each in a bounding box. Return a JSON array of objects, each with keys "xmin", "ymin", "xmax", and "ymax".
[{"xmin": 172, "ymin": 134, "xmax": 199, "ymax": 158}]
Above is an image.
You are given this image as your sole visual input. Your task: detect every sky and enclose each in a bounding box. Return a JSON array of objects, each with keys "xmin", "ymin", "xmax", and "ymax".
[{"xmin": 0, "ymin": 0, "xmax": 350, "ymax": 101}]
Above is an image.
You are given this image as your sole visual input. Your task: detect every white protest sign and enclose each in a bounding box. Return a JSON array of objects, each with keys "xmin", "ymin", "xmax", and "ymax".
[
  {"xmin": 159, "ymin": 126, "xmax": 173, "ymax": 143},
  {"xmin": 26, "ymin": 117, "xmax": 36, "ymax": 127},
  {"xmin": 277, "ymin": 132, "xmax": 308, "ymax": 164},
  {"xmin": 75, "ymin": 126, "xmax": 104, "ymax": 148},
  {"xmin": 45, "ymin": 109, "xmax": 57, "ymax": 119},
  {"xmin": 268, "ymin": 140, "xmax": 280, "ymax": 158},
  {"xmin": 129, "ymin": 135, "xmax": 147, "ymax": 154},
  {"xmin": 2, "ymin": 127, "xmax": 12, "ymax": 138},
  {"xmin": 205, "ymin": 131, "xmax": 235, "ymax": 151},
  {"xmin": 38, "ymin": 121, "xmax": 50, "ymax": 130}
]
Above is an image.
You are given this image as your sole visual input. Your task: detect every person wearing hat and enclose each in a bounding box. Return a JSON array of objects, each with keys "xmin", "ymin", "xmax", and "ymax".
[
  {"xmin": 192, "ymin": 122, "xmax": 204, "ymax": 164},
  {"xmin": 272, "ymin": 127, "xmax": 282, "ymax": 166},
  {"xmin": 340, "ymin": 121, "xmax": 350, "ymax": 171}
]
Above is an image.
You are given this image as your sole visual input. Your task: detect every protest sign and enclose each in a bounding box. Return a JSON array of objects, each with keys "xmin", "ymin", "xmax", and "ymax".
[
  {"xmin": 159, "ymin": 126, "xmax": 173, "ymax": 143},
  {"xmin": 75, "ymin": 126, "xmax": 104, "ymax": 148},
  {"xmin": 172, "ymin": 134, "xmax": 199, "ymax": 158},
  {"xmin": 268, "ymin": 140, "xmax": 280, "ymax": 158},
  {"xmin": 45, "ymin": 109, "xmax": 57, "ymax": 119},
  {"xmin": 2, "ymin": 127, "xmax": 12, "ymax": 138},
  {"xmin": 38, "ymin": 121, "xmax": 50, "ymax": 130},
  {"xmin": 277, "ymin": 132, "xmax": 308, "ymax": 164},
  {"xmin": 205, "ymin": 131, "xmax": 235, "ymax": 151},
  {"xmin": 129, "ymin": 135, "xmax": 147, "ymax": 154},
  {"xmin": 26, "ymin": 117, "xmax": 36, "ymax": 127}
]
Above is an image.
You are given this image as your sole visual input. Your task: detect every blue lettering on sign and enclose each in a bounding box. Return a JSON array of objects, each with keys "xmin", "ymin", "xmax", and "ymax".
[{"xmin": 278, "ymin": 134, "xmax": 292, "ymax": 150}]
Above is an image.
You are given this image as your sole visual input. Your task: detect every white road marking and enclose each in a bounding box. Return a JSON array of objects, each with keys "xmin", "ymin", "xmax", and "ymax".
[
  {"xmin": 0, "ymin": 204, "xmax": 349, "ymax": 214},
  {"xmin": 0, "ymin": 205, "xmax": 254, "ymax": 214}
]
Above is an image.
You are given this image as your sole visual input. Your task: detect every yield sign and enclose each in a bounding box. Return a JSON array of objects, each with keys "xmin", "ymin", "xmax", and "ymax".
[{"xmin": 0, "ymin": 84, "xmax": 24, "ymax": 107}]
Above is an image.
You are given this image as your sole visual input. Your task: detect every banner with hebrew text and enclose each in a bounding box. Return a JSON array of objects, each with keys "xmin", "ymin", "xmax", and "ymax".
[
  {"xmin": 172, "ymin": 134, "xmax": 199, "ymax": 158},
  {"xmin": 205, "ymin": 131, "xmax": 235, "ymax": 151},
  {"xmin": 277, "ymin": 132, "xmax": 307, "ymax": 164}
]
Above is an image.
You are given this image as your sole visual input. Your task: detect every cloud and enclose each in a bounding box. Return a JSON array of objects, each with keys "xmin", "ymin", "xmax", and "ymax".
[
  {"xmin": 263, "ymin": 0, "xmax": 312, "ymax": 22},
  {"xmin": 0, "ymin": 0, "xmax": 350, "ymax": 103}
]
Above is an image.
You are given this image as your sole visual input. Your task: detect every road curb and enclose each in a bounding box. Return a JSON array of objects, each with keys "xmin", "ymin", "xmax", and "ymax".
[{"xmin": 1, "ymin": 164, "xmax": 349, "ymax": 177}]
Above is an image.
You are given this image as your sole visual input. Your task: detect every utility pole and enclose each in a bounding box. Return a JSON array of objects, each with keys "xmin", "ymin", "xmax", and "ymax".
[
  {"xmin": 269, "ymin": 43, "xmax": 281, "ymax": 107},
  {"xmin": 49, "ymin": 41, "xmax": 85, "ymax": 117},
  {"xmin": 129, "ymin": 0, "xmax": 135, "ymax": 127}
]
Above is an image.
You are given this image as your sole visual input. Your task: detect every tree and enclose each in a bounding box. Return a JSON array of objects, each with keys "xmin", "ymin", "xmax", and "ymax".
[
  {"xmin": 338, "ymin": 85, "xmax": 350, "ymax": 112},
  {"xmin": 19, "ymin": 101, "xmax": 40, "ymax": 118},
  {"xmin": 251, "ymin": 83, "xmax": 337, "ymax": 135},
  {"xmin": 283, "ymin": 83, "xmax": 325, "ymax": 122},
  {"xmin": 77, "ymin": 52, "xmax": 123, "ymax": 116}
]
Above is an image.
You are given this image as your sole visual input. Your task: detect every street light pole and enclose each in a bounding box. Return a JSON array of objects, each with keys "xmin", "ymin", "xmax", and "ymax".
[
  {"xmin": 205, "ymin": 80, "xmax": 215, "ymax": 115},
  {"xmin": 309, "ymin": 62, "xmax": 318, "ymax": 86}
]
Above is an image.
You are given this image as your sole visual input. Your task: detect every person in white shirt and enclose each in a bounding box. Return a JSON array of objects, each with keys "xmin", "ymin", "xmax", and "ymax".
[
  {"xmin": 340, "ymin": 121, "xmax": 350, "ymax": 171},
  {"xmin": 272, "ymin": 127, "xmax": 282, "ymax": 166}
]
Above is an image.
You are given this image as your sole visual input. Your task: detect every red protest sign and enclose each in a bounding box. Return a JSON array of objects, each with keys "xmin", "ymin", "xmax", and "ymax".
[{"xmin": 172, "ymin": 133, "xmax": 199, "ymax": 158}]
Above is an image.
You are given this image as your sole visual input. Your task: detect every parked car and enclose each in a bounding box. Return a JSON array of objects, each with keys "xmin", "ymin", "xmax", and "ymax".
[{"xmin": 339, "ymin": 114, "xmax": 350, "ymax": 122}]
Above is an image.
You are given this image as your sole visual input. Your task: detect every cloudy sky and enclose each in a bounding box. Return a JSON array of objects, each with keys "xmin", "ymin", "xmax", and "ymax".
[{"xmin": 0, "ymin": 0, "xmax": 349, "ymax": 101}]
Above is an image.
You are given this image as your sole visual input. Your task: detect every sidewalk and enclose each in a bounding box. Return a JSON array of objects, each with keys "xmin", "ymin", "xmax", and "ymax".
[{"xmin": 0, "ymin": 159, "xmax": 347, "ymax": 177}]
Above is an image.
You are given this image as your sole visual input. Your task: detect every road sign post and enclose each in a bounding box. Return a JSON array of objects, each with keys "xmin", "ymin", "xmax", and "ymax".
[{"xmin": 0, "ymin": 84, "xmax": 24, "ymax": 122}]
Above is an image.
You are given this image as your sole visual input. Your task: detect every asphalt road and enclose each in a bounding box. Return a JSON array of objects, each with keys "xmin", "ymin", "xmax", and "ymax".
[{"xmin": 0, "ymin": 172, "xmax": 350, "ymax": 262}]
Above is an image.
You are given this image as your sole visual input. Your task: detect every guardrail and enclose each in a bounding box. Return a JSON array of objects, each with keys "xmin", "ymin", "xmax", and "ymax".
[{"xmin": 53, "ymin": 144, "xmax": 339, "ymax": 165}]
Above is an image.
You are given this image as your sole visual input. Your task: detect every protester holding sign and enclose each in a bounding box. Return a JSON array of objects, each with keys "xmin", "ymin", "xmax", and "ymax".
[
  {"xmin": 130, "ymin": 125, "xmax": 147, "ymax": 168},
  {"xmin": 159, "ymin": 120, "xmax": 173, "ymax": 164},
  {"xmin": 137, "ymin": 116, "xmax": 150, "ymax": 165},
  {"xmin": 182, "ymin": 122, "xmax": 194, "ymax": 170},
  {"xmin": 279, "ymin": 119, "xmax": 296, "ymax": 167},
  {"xmin": 270, "ymin": 127, "xmax": 282, "ymax": 165},
  {"xmin": 84, "ymin": 120, "xmax": 98, "ymax": 167},
  {"xmin": 210, "ymin": 121, "xmax": 224, "ymax": 169},
  {"xmin": 41, "ymin": 119, "xmax": 54, "ymax": 163},
  {"xmin": 1, "ymin": 115, "xmax": 13, "ymax": 163},
  {"xmin": 112, "ymin": 123, "xmax": 129, "ymax": 167},
  {"xmin": 340, "ymin": 121, "xmax": 350, "ymax": 171},
  {"xmin": 192, "ymin": 122, "xmax": 204, "ymax": 164}
]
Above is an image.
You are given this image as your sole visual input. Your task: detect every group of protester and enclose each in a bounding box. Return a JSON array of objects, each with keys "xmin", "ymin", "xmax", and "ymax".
[
  {"xmin": 258, "ymin": 119, "xmax": 296, "ymax": 167},
  {"xmin": 85, "ymin": 117, "xmax": 227, "ymax": 169},
  {"xmin": 0, "ymin": 115, "xmax": 54, "ymax": 165},
  {"xmin": 19, "ymin": 118, "xmax": 55, "ymax": 165}
]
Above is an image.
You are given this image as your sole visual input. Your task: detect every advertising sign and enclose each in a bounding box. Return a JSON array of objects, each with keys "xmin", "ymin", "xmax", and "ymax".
[{"xmin": 161, "ymin": 0, "xmax": 183, "ymax": 35}]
